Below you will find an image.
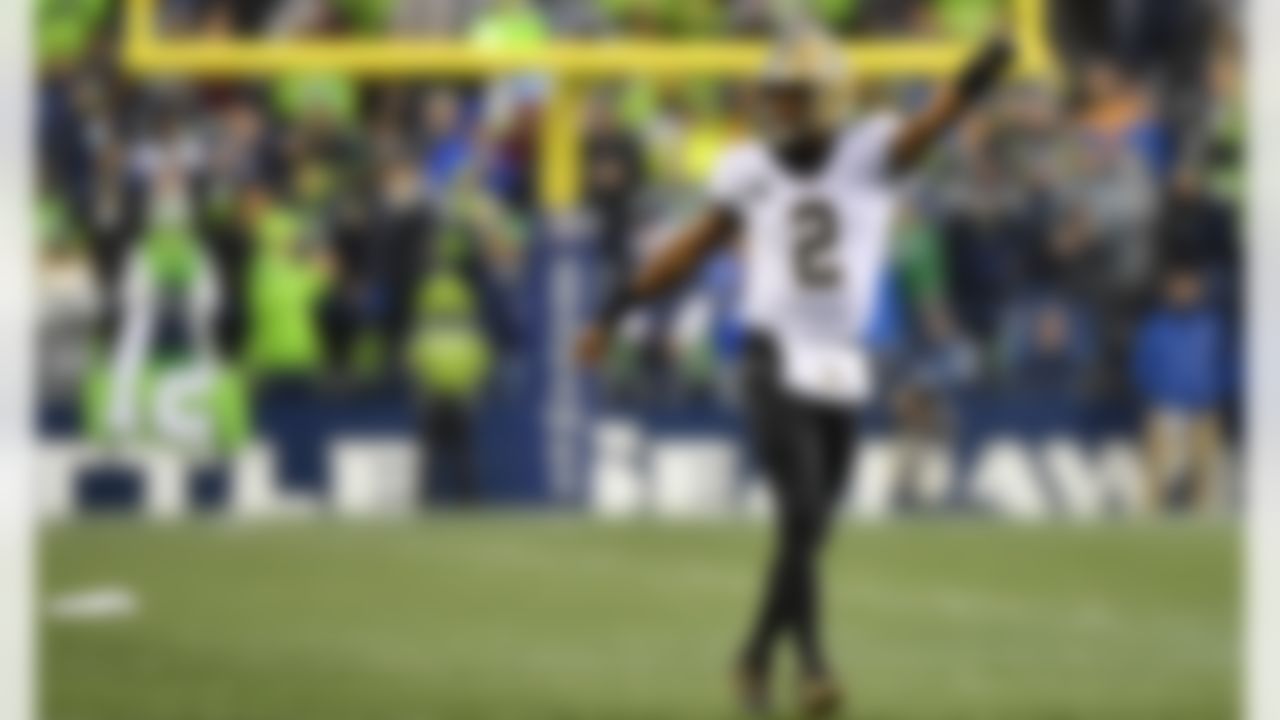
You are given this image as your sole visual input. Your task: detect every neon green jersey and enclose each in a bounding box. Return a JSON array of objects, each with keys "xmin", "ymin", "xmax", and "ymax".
[{"xmin": 468, "ymin": 3, "xmax": 549, "ymax": 50}]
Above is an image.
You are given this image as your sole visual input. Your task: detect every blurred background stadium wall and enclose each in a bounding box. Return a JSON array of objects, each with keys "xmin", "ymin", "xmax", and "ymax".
[{"xmin": 34, "ymin": 0, "xmax": 1243, "ymax": 522}]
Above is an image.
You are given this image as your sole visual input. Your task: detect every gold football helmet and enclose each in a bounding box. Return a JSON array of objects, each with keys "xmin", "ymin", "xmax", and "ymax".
[{"xmin": 756, "ymin": 29, "xmax": 852, "ymax": 146}]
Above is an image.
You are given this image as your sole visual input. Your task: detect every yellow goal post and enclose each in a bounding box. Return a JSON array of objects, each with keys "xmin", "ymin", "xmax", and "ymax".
[{"xmin": 122, "ymin": 0, "xmax": 1056, "ymax": 214}]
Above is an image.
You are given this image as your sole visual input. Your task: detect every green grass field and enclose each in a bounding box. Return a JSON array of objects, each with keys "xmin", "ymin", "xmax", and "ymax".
[{"xmin": 41, "ymin": 519, "xmax": 1240, "ymax": 720}]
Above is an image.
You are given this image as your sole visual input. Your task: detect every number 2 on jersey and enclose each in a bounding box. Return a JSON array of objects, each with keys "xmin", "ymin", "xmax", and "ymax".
[{"xmin": 792, "ymin": 199, "xmax": 840, "ymax": 288}]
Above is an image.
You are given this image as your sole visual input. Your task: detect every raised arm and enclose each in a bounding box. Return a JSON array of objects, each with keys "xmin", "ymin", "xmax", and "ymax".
[
  {"xmin": 576, "ymin": 207, "xmax": 739, "ymax": 367},
  {"xmin": 887, "ymin": 35, "xmax": 1017, "ymax": 175}
]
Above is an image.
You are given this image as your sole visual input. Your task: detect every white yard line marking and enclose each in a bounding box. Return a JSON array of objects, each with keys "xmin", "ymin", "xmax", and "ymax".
[{"xmin": 47, "ymin": 586, "xmax": 140, "ymax": 623}]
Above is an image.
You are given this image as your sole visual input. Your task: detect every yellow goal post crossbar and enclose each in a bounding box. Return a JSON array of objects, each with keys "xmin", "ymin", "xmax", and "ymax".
[{"xmin": 122, "ymin": 0, "xmax": 1055, "ymax": 213}]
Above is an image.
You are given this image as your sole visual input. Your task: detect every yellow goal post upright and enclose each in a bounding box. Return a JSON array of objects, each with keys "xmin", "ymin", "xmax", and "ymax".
[{"xmin": 122, "ymin": 0, "xmax": 1055, "ymax": 216}]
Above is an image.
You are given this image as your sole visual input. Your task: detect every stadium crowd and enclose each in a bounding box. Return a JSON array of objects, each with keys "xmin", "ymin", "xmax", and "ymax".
[{"xmin": 37, "ymin": 0, "xmax": 1243, "ymax": 509}]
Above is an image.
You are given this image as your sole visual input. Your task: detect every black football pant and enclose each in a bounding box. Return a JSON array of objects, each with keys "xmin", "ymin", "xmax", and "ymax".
[{"xmin": 739, "ymin": 335, "xmax": 858, "ymax": 677}]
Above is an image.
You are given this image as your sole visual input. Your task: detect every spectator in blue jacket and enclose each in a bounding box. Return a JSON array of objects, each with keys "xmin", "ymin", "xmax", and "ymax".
[
  {"xmin": 1131, "ymin": 263, "xmax": 1232, "ymax": 514},
  {"xmin": 1003, "ymin": 292, "xmax": 1098, "ymax": 401}
]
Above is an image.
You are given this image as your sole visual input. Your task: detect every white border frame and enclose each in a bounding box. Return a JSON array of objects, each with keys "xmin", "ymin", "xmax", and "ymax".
[
  {"xmin": 0, "ymin": 0, "xmax": 33, "ymax": 718},
  {"xmin": 1248, "ymin": 0, "xmax": 1279, "ymax": 717}
]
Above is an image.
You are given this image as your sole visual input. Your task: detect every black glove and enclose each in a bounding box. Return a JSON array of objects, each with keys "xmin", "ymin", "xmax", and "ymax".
[{"xmin": 957, "ymin": 34, "xmax": 1017, "ymax": 103}]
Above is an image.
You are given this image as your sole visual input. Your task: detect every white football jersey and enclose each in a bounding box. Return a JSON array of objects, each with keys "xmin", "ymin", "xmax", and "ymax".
[{"xmin": 708, "ymin": 114, "xmax": 902, "ymax": 403}]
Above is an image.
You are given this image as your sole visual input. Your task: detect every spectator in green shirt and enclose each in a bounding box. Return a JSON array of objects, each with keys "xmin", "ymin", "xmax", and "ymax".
[
  {"xmin": 38, "ymin": 0, "xmax": 110, "ymax": 66},
  {"xmin": 468, "ymin": 0, "xmax": 550, "ymax": 49},
  {"xmin": 410, "ymin": 272, "xmax": 493, "ymax": 505},
  {"xmin": 243, "ymin": 190, "xmax": 332, "ymax": 378}
]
